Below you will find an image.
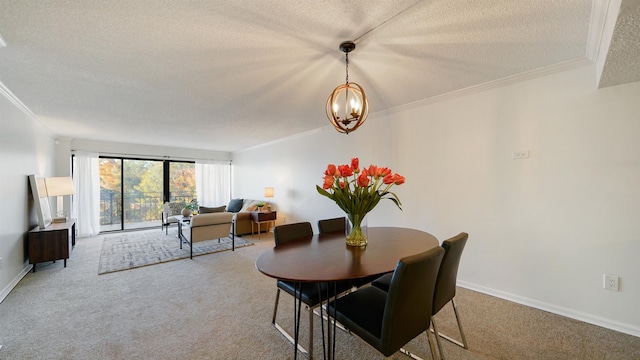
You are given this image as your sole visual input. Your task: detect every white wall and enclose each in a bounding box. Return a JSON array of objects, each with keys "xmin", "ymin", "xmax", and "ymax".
[
  {"xmin": 233, "ymin": 64, "xmax": 640, "ymax": 336},
  {"xmin": 0, "ymin": 85, "xmax": 55, "ymax": 302}
]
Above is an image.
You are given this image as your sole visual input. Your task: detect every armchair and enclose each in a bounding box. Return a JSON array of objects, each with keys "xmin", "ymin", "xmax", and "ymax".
[
  {"xmin": 162, "ymin": 201, "xmax": 184, "ymax": 234},
  {"xmin": 180, "ymin": 212, "xmax": 235, "ymax": 259}
]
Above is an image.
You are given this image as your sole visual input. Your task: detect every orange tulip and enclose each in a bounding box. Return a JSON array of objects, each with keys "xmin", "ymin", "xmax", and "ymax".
[
  {"xmin": 338, "ymin": 164, "xmax": 353, "ymax": 177},
  {"xmin": 377, "ymin": 167, "xmax": 392, "ymax": 178},
  {"xmin": 383, "ymin": 174, "xmax": 394, "ymax": 184},
  {"xmin": 323, "ymin": 175, "xmax": 334, "ymax": 189},
  {"xmin": 351, "ymin": 157, "xmax": 360, "ymax": 173},
  {"xmin": 325, "ymin": 164, "xmax": 339, "ymax": 177},
  {"xmin": 393, "ymin": 174, "xmax": 405, "ymax": 185},
  {"xmin": 357, "ymin": 172, "xmax": 370, "ymax": 187}
]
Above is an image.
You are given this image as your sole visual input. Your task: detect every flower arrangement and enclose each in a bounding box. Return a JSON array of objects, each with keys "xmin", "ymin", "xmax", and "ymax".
[{"xmin": 316, "ymin": 157, "xmax": 405, "ymax": 246}]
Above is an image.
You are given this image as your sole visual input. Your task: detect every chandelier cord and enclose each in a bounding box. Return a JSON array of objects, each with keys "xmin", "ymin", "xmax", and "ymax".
[{"xmin": 352, "ymin": 0, "xmax": 423, "ymax": 43}]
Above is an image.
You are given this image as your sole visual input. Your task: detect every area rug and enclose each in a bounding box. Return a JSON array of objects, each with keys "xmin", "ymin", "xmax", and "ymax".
[{"xmin": 98, "ymin": 230, "xmax": 253, "ymax": 274}]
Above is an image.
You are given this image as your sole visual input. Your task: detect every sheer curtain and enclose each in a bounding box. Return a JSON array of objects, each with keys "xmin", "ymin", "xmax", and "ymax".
[
  {"xmin": 73, "ymin": 151, "xmax": 100, "ymax": 237},
  {"xmin": 195, "ymin": 160, "xmax": 231, "ymax": 207}
]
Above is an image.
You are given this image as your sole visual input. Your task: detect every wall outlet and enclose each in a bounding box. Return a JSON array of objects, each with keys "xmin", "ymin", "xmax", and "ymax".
[
  {"xmin": 604, "ymin": 274, "xmax": 619, "ymax": 291},
  {"xmin": 512, "ymin": 150, "xmax": 530, "ymax": 159},
  {"xmin": 282, "ymin": 216, "xmax": 286, "ymax": 224}
]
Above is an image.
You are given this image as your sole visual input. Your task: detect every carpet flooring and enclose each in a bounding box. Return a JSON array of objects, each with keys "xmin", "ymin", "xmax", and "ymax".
[{"xmin": 97, "ymin": 229, "xmax": 252, "ymax": 274}]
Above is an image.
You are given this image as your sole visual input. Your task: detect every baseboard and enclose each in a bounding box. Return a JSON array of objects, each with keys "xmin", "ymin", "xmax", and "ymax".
[
  {"xmin": 0, "ymin": 264, "xmax": 33, "ymax": 304},
  {"xmin": 458, "ymin": 280, "xmax": 640, "ymax": 338}
]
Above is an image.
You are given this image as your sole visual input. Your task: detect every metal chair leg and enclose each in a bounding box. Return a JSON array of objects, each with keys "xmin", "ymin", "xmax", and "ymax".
[
  {"xmin": 431, "ymin": 298, "xmax": 468, "ymax": 349},
  {"xmin": 272, "ymin": 287, "xmax": 314, "ymax": 358},
  {"xmin": 451, "ymin": 298, "xmax": 468, "ymax": 348},
  {"xmin": 398, "ymin": 328, "xmax": 440, "ymax": 360},
  {"xmin": 431, "ymin": 319, "xmax": 445, "ymax": 359}
]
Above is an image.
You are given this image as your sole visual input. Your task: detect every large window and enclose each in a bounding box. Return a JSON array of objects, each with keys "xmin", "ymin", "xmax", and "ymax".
[{"xmin": 99, "ymin": 157, "xmax": 195, "ymax": 231}]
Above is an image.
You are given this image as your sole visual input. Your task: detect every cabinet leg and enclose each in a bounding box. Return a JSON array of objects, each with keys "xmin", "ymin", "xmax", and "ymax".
[{"xmin": 32, "ymin": 264, "xmax": 36, "ymax": 273}]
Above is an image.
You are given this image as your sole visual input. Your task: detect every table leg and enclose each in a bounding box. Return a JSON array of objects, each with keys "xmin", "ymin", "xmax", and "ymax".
[
  {"xmin": 318, "ymin": 281, "xmax": 338, "ymax": 360},
  {"xmin": 293, "ymin": 282, "xmax": 302, "ymax": 360}
]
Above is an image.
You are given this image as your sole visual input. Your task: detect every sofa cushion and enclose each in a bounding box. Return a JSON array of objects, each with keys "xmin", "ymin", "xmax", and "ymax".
[
  {"xmin": 227, "ymin": 198, "xmax": 244, "ymax": 213},
  {"xmin": 199, "ymin": 205, "xmax": 226, "ymax": 214}
]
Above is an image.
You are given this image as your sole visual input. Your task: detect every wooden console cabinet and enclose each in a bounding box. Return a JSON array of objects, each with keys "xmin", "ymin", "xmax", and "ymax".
[{"xmin": 28, "ymin": 219, "xmax": 76, "ymax": 272}]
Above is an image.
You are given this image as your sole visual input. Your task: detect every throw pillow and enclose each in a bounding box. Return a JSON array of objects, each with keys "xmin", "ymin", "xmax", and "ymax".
[
  {"xmin": 167, "ymin": 202, "xmax": 184, "ymax": 216},
  {"xmin": 199, "ymin": 205, "xmax": 226, "ymax": 214},
  {"xmin": 227, "ymin": 198, "xmax": 244, "ymax": 213}
]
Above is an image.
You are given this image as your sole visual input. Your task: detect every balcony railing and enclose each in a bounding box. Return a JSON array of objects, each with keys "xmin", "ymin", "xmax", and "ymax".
[{"xmin": 100, "ymin": 190, "xmax": 196, "ymax": 227}]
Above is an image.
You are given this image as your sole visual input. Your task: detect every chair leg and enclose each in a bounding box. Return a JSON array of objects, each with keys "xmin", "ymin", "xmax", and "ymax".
[
  {"xmin": 431, "ymin": 319, "xmax": 445, "ymax": 360},
  {"xmin": 431, "ymin": 298, "xmax": 468, "ymax": 349},
  {"xmin": 399, "ymin": 329, "xmax": 440, "ymax": 360},
  {"xmin": 451, "ymin": 298, "xmax": 468, "ymax": 349},
  {"xmin": 271, "ymin": 288, "xmax": 311, "ymax": 358},
  {"xmin": 425, "ymin": 328, "xmax": 440, "ymax": 360}
]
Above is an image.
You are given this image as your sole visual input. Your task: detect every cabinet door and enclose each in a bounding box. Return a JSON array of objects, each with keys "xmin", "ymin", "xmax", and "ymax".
[{"xmin": 29, "ymin": 230, "xmax": 69, "ymax": 263}]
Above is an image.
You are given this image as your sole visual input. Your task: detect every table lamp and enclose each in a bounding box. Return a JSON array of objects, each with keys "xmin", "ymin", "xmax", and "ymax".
[
  {"xmin": 45, "ymin": 176, "xmax": 75, "ymax": 223},
  {"xmin": 264, "ymin": 187, "xmax": 274, "ymax": 211}
]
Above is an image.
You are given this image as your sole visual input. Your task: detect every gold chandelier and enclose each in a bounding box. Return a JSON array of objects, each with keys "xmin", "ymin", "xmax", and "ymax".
[{"xmin": 326, "ymin": 41, "xmax": 369, "ymax": 134}]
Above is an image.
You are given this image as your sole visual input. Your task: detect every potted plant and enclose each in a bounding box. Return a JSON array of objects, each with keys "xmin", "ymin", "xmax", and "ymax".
[
  {"xmin": 256, "ymin": 202, "xmax": 266, "ymax": 211},
  {"xmin": 182, "ymin": 199, "xmax": 199, "ymax": 216}
]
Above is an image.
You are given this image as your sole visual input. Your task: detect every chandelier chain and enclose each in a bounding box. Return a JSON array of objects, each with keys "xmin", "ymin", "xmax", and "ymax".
[{"xmin": 345, "ymin": 52, "xmax": 349, "ymax": 84}]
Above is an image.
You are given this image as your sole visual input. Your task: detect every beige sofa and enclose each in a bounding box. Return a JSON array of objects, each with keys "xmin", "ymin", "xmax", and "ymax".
[
  {"xmin": 231, "ymin": 199, "xmax": 275, "ymax": 236},
  {"xmin": 180, "ymin": 212, "xmax": 235, "ymax": 258},
  {"xmin": 198, "ymin": 198, "xmax": 275, "ymax": 236}
]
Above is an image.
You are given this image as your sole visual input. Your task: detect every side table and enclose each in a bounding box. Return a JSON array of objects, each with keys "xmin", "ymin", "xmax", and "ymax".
[
  {"xmin": 250, "ymin": 211, "xmax": 277, "ymax": 239},
  {"xmin": 28, "ymin": 218, "xmax": 76, "ymax": 272}
]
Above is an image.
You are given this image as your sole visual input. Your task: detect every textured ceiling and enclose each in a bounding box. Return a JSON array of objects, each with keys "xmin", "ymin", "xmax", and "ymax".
[{"xmin": 0, "ymin": 1, "xmax": 635, "ymax": 152}]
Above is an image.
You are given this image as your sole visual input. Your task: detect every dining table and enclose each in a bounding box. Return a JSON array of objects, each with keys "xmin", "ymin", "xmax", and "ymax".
[{"xmin": 255, "ymin": 226, "xmax": 439, "ymax": 360}]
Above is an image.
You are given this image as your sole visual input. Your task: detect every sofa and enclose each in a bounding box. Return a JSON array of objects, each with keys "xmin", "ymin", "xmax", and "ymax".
[
  {"xmin": 181, "ymin": 212, "xmax": 235, "ymax": 259},
  {"xmin": 230, "ymin": 198, "xmax": 276, "ymax": 236},
  {"xmin": 200, "ymin": 198, "xmax": 274, "ymax": 236}
]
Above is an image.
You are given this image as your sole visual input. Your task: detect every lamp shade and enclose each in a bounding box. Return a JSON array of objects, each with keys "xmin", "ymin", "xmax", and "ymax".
[
  {"xmin": 45, "ymin": 177, "xmax": 75, "ymax": 196},
  {"xmin": 264, "ymin": 187, "xmax": 274, "ymax": 198}
]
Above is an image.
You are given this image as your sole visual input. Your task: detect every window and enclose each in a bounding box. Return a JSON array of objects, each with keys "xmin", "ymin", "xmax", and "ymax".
[{"xmin": 99, "ymin": 157, "xmax": 195, "ymax": 231}]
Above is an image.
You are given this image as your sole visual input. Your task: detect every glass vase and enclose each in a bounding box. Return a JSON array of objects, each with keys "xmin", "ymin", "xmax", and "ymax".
[{"xmin": 345, "ymin": 213, "xmax": 368, "ymax": 247}]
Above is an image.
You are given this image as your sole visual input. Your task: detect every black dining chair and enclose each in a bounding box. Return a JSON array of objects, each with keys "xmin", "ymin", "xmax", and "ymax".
[
  {"xmin": 371, "ymin": 232, "xmax": 469, "ymax": 359},
  {"xmin": 327, "ymin": 246, "xmax": 445, "ymax": 359},
  {"xmin": 317, "ymin": 217, "xmax": 346, "ymax": 234},
  {"xmin": 271, "ymin": 222, "xmax": 353, "ymax": 359}
]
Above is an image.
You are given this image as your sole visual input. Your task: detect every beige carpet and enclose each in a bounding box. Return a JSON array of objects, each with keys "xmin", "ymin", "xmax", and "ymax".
[
  {"xmin": 0, "ymin": 229, "xmax": 639, "ymax": 359},
  {"xmin": 97, "ymin": 229, "xmax": 253, "ymax": 274}
]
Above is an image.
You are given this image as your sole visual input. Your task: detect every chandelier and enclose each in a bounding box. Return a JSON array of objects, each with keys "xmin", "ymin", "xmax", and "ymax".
[{"xmin": 326, "ymin": 41, "xmax": 369, "ymax": 134}]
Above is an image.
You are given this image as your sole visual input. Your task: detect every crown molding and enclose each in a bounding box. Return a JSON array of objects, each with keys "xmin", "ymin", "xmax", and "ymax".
[
  {"xmin": 377, "ymin": 57, "xmax": 593, "ymax": 116},
  {"xmin": 0, "ymin": 80, "xmax": 38, "ymax": 120}
]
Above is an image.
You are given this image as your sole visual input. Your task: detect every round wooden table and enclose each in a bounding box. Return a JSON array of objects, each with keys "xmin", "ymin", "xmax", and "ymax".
[{"xmin": 255, "ymin": 227, "xmax": 439, "ymax": 359}]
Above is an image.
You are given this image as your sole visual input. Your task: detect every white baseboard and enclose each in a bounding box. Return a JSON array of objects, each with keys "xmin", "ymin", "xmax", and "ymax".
[
  {"xmin": 0, "ymin": 264, "xmax": 33, "ymax": 304},
  {"xmin": 457, "ymin": 281, "xmax": 640, "ymax": 338}
]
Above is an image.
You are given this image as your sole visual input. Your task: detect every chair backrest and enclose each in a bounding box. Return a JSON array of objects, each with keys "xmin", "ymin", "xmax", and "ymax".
[
  {"xmin": 432, "ymin": 232, "xmax": 468, "ymax": 314},
  {"xmin": 381, "ymin": 246, "xmax": 444, "ymax": 355},
  {"xmin": 273, "ymin": 222, "xmax": 313, "ymax": 246},
  {"xmin": 317, "ymin": 217, "xmax": 346, "ymax": 234}
]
